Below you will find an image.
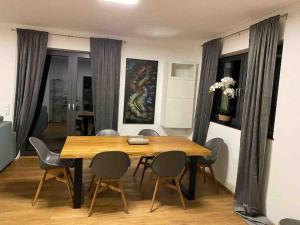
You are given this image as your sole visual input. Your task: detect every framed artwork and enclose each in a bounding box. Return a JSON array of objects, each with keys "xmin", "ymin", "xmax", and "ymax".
[{"xmin": 123, "ymin": 58, "xmax": 158, "ymax": 124}]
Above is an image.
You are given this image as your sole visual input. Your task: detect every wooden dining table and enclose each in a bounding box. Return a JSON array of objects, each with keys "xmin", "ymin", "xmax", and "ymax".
[{"xmin": 60, "ymin": 136, "xmax": 211, "ymax": 209}]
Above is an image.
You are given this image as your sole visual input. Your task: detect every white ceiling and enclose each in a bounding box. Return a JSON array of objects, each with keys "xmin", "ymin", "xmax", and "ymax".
[{"xmin": 0, "ymin": 0, "xmax": 298, "ymax": 40}]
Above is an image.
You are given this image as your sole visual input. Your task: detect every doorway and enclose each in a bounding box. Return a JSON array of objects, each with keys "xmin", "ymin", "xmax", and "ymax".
[{"xmin": 22, "ymin": 49, "xmax": 93, "ymax": 155}]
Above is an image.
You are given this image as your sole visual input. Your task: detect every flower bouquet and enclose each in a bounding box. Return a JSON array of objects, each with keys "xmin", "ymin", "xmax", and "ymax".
[{"xmin": 209, "ymin": 76, "xmax": 236, "ymax": 122}]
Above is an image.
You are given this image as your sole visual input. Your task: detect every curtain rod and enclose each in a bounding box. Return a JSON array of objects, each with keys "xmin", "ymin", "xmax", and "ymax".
[
  {"xmin": 10, "ymin": 28, "xmax": 126, "ymax": 43},
  {"xmin": 201, "ymin": 13, "xmax": 288, "ymax": 47}
]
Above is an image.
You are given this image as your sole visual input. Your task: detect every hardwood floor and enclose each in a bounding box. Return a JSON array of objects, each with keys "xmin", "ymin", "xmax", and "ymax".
[{"xmin": 0, "ymin": 157, "xmax": 245, "ymax": 225}]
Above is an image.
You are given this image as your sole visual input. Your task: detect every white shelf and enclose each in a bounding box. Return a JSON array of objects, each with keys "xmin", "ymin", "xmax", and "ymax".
[
  {"xmin": 170, "ymin": 63, "xmax": 196, "ymax": 80},
  {"xmin": 161, "ymin": 61, "xmax": 198, "ymax": 128}
]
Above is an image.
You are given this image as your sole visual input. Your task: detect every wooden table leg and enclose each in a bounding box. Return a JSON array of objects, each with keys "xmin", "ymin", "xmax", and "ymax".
[
  {"xmin": 180, "ymin": 156, "xmax": 197, "ymax": 200},
  {"xmin": 73, "ymin": 158, "xmax": 83, "ymax": 209}
]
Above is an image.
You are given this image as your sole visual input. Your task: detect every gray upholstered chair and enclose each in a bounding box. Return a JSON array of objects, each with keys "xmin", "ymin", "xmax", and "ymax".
[
  {"xmin": 29, "ymin": 137, "xmax": 74, "ymax": 206},
  {"xmin": 88, "ymin": 151, "xmax": 130, "ymax": 216},
  {"xmin": 280, "ymin": 219, "xmax": 300, "ymax": 225},
  {"xmin": 95, "ymin": 129, "xmax": 120, "ymax": 136},
  {"xmin": 149, "ymin": 151, "xmax": 186, "ymax": 212},
  {"xmin": 198, "ymin": 138, "xmax": 224, "ymax": 194},
  {"xmin": 133, "ymin": 129, "xmax": 160, "ymax": 187}
]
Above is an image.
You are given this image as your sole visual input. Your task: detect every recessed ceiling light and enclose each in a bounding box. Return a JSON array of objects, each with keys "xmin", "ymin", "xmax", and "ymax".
[{"xmin": 104, "ymin": 0, "xmax": 139, "ymax": 5}]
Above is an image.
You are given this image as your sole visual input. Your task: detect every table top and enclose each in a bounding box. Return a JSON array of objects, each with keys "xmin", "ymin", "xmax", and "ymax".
[
  {"xmin": 60, "ymin": 136, "xmax": 211, "ymax": 159},
  {"xmin": 77, "ymin": 111, "xmax": 94, "ymax": 117}
]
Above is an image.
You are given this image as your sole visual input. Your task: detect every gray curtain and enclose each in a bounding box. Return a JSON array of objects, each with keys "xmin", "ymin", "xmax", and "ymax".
[
  {"xmin": 90, "ymin": 38, "xmax": 122, "ymax": 132},
  {"xmin": 235, "ymin": 15, "xmax": 280, "ymax": 221},
  {"xmin": 193, "ymin": 38, "xmax": 222, "ymax": 145},
  {"xmin": 13, "ymin": 29, "xmax": 48, "ymax": 152}
]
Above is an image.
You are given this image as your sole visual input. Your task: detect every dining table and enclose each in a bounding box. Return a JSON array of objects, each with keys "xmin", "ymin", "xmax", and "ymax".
[{"xmin": 60, "ymin": 136, "xmax": 212, "ymax": 209}]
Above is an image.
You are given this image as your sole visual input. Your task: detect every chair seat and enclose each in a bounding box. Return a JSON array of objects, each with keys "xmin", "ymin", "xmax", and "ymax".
[
  {"xmin": 197, "ymin": 156, "xmax": 214, "ymax": 165},
  {"xmin": 280, "ymin": 219, "xmax": 300, "ymax": 225},
  {"xmin": 42, "ymin": 154, "xmax": 75, "ymax": 169}
]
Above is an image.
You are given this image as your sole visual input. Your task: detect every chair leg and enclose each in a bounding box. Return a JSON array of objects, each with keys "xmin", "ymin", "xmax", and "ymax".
[
  {"xmin": 32, "ymin": 170, "xmax": 48, "ymax": 206},
  {"xmin": 150, "ymin": 177, "xmax": 160, "ymax": 213},
  {"xmin": 202, "ymin": 166, "xmax": 206, "ymax": 184},
  {"xmin": 208, "ymin": 165, "xmax": 219, "ymax": 194},
  {"xmin": 89, "ymin": 174, "xmax": 96, "ymax": 192},
  {"xmin": 66, "ymin": 168, "xmax": 74, "ymax": 190},
  {"xmin": 64, "ymin": 168, "xmax": 73, "ymax": 202},
  {"xmin": 118, "ymin": 181, "xmax": 129, "ymax": 213},
  {"xmin": 174, "ymin": 178, "xmax": 186, "ymax": 209},
  {"xmin": 179, "ymin": 166, "xmax": 187, "ymax": 182},
  {"xmin": 89, "ymin": 178, "xmax": 101, "ymax": 217},
  {"xmin": 133, "ymin": 157, "xmax": 143, "ymax": 178}
]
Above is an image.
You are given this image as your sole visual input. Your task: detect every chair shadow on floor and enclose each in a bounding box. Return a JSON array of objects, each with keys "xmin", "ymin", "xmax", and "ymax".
[{"xmin": 0, "ymin": 157, "xmax": 228, "ymax": 214}]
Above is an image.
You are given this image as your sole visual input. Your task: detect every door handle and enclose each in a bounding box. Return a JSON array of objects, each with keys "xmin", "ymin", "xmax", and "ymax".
[
  {"xmin": 72, "ymin": 103, "xmax": 76, "ymax": 111},
  {"xmin": 68, "ymin": 103, "xmax": 71, "ymax": 110}
]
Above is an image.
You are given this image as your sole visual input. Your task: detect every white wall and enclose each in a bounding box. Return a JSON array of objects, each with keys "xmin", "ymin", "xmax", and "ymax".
[
  {"xmin": 206, "ymin": 3, "xmax": 300, "ymax": 224},
  {"xmin": 0, "ymin": 22, "xmax": 202, "ymax": 137}
]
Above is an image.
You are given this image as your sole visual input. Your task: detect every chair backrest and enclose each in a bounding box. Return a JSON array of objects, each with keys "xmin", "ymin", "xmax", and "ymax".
[
  {"xmin": 204, "ymin": 138, "xmax": 224, "ymax": 163},
  {"xmin": 280, "ymin": 219, "xmax": 300, "ymax": 225},
  {"xmin": 138, "ymin": 129, "xmax": 160, "ymax": 136},
  {"xmin": 90, "ymin": 151, "xmax": 130, "ymax": 179},
  {"xmin": 96, "ymin": 129, "xmax": 120, "ymax": 136},
  {"xmin": 29, "ymin": 137, "xmax": 52, "ymax": 169},
  {"xmin": 151, "ymin": 151, "xmax": 186, "ymax": 177}
]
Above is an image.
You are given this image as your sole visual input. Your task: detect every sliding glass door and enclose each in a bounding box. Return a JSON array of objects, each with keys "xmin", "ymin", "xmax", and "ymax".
[{"xmin": 23, "ymin": 50, "xmax": 92, "ymax": 155}]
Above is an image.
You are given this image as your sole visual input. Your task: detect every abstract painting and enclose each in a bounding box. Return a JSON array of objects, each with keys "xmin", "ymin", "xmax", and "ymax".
[{"xmin": 123, "ymin": 58, "xmax": 158, "ymax": 124}]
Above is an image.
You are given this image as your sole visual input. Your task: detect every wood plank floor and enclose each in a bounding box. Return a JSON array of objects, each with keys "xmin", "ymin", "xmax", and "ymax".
[{"xmin": 0, "ymin": 157, "xmax": 245, "ymax": 225}]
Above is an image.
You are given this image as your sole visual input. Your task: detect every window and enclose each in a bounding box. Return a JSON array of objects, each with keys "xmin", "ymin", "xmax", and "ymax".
[
  {"xmin": 210, "ymin": 43, "xmax": 283, "ymax": 139},
  {"xmin": 210, "ymin": 53, "xmax": 248, "ymax": 129}
]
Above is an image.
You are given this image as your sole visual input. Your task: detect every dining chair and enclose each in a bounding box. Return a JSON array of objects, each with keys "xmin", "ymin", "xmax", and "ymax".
[
  {"xmin": 95, "ymin": 129, "xmax": 120, "ymax": 136},
  {"xmin": 133, "ymin": 129, "xmax": 159, "ymax": 188},
  {"xmin": 149, "ymin": 151, "xmax": 186, "ymax": 212},
  {"xmin": 180, "ymin": 138, "xmax": 224, "ymax": 194},
  {"xmin": 29, "ymin": 137, "xmax": 74, "ymax": 206},
  {"xmin": 89, "ymin": 129, "xmax": 120, "ymax": 191},
  {"xmin": 88, "ymin": 151, "xmax": 130, "ymax": 216},
  {"xmin": 197, "ymin": 138, "xmax": 224, "ymax": 194},
  {"xmin": 280, "ymin": 219, "xmax": 300, "ymax": 225}
]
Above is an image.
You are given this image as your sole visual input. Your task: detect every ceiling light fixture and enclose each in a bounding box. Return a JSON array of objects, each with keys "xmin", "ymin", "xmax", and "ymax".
[{"xmin": 104, "ymin": 0, "xmax": 139, "ymax": 5}]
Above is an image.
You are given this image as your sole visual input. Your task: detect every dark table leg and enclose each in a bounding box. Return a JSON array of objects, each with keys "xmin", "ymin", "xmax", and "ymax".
[
  {"xmin": 181, "ymin": 156, "xmax": 197, "ymax": 200},
  {"xmin": 73, "ymin": 158, "xmax": 83, "ymax": 209},
  {"xmin": 83, "ymin": 117, "xmax": 89, "ymax": 136}
]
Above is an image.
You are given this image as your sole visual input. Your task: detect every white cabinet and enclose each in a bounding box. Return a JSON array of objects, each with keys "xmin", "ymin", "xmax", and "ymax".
[{"xmin": 161, "ymin": 62, "xmax": 198, "ymax": 128}]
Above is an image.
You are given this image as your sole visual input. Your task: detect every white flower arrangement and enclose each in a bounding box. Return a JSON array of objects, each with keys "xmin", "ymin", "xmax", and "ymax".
[{"xmin": 209, "ymin": 76, "xmax": 236, "ymax": 99}]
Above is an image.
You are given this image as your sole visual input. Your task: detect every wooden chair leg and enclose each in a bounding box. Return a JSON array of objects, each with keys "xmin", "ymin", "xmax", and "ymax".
[
  {"xmin": 203, "ymin": 166, "xmax": 206, "ymax": 184},
  {"xmin": 88, "ymin": 174, "xmax": 96, "ymax": 192},
  {"xmin": 32, "ymin": 170, "xmax": 48, "ymax": 206},
  {"xmin": 208, "ymin": 165, "xmax": 219, "ymax": 194},
  {"xmin": 174, "ymin": 178, "xmax": 186, "ymax": 209},
  {"xmin": 150, "ymin": 177, "xmax": 160, "ymax": 213},
  {"xmin": 64, "ymin": 168, "xmax": 73, "ymax": 202},
  {"xmin": 89, "ymin": 178, "xmax": 101, "ymax": 217},
  {"xmin": 118, "ymin": 181, "xmax": 129, "ymax": 213},
  {"xmin": 179, "ymin": 166, "xmax": 187, "ymax": 182},
  {"xmin": 66, "ymin": 168, "xmax": 74, "ymax": 190},
  {"xmin": 133, "ymin": 157, "xmax": 143, "ymax": 177}
]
